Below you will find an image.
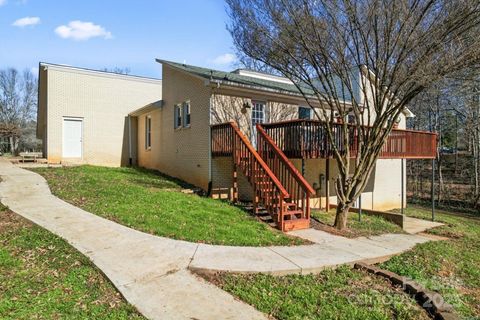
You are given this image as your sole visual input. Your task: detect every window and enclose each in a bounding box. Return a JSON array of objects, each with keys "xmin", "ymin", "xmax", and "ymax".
[
  {"xmin": 145, "ymin": 116, "xmax": 152, "ymax": 149},
  {"xmin": 298, "ymin": 106, "xmax": 312, "ymax": 120},
  {"xmin": 251, "ymin": 101, "xmax": 265, "ymax": 147},
  {"xmin": 183, "ymin": 101, "xmax": 191, "ymax": 127},
  {"xmin": 174, "ymin": 105, "xmax": 182, "ymax": 129},
  {"xmin": 251, "ymin": 101, "xmax": 265, "ymax": 126},
  {"xmin": 347, "ymin": 114, "xmax": 356, "ymax": 124}
]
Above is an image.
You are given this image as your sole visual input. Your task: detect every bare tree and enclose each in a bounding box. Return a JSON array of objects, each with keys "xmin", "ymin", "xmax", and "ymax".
[
  {"xmin": 102, "ymin": 67, "xmax": 131, "ymax": 75},
  {"xmin": 211, "ymin": 94, "xmax": 297, "ymax": 140},
  {"xmin": 0, "ymin": 68, "xmax": 37, "ymax": 154},
  {"xmin": 234, "ymin": 50, "xmax": 280, "ymax": 75},
  {"xmin": 226, "ymin": 0, "xmax": 480, "ymax": 229},
  {"xmin": 461, "ymin": 75, "xmax": 480, "ymax": 207}
]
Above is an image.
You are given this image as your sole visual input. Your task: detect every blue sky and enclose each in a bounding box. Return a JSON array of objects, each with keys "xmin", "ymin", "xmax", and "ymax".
[{"xmin": 0, "ymin": 0, "xmax": 237, "ymax": 78}]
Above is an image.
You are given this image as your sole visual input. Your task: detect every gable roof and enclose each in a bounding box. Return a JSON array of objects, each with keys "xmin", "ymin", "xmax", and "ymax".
[
  {"xmin": 155, "ymin": 59, "xmax": 414, "ymax": 117},
  {"xmin": 156, "ymin": 59, "xmax": 321, "ymax": 98}
]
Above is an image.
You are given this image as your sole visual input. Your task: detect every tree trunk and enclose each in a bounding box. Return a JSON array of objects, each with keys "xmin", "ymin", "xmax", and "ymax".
[
  {"xmin": 9, "ymin": 136, "xmax": 14, "ymax": 155},
  {"xmin": 333, "ymin": 202, "xmax": 350, "ymax": 230},
  {"xmin": 437, "ymin": 154, "xmax": 444, "ymax": 203}
]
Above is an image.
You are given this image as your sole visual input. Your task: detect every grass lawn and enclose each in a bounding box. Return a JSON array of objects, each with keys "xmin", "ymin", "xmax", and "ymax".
[
  {"xmin": 0, "ymin": 204, "xmax": 143, "ymax": 319},
  {"xmin": 210, "ymin": 265, "xmax": 429, "ymax": 320},
  {"xmin": 381, "ymin": 206, "xmax": 480, "ymax": 318},
  {"xmin": 206, "ymin": 205, "xmax": 480, "ymax": 319},
  {"xmin": 31, "ymin": 165, "xmax": 304, "ymax": 246},
  {"xmin": 311, "ymin": 209, "xmax": 403, "ymax": 238}
]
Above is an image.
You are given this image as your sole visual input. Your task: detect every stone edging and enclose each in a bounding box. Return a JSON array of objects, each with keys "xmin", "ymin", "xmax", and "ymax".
[{"xmin": 354, "ymin": 262, "xmax": 458, "ymax": 320}]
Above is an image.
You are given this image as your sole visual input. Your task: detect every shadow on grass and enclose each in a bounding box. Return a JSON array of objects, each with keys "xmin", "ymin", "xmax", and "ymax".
[{"xmin": 126, "ymin": 166, "xmax": 198, "ymax": 190}]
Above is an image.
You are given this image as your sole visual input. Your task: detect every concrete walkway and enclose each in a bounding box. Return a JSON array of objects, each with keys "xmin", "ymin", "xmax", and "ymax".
[
  {"xmin": 404, "ymin": 216, "xmax": 444, "ymax": 234},
  {"xmin": 0, "ymin": 160, "xmax": 441, "ymax": 319}
]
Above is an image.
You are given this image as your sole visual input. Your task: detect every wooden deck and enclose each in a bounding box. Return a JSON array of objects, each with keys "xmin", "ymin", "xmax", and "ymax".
[
  {"xmin": 210, "ymin": 120, "xmax": 437, "ymax": 232},
  {"xmin": 260, "ymin": 120, "xmax": 437, "ymax": 160}
]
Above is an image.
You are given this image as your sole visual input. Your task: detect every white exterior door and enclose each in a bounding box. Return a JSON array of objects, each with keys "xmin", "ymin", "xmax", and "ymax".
[{"xmin": 63, "ymin": 118, "xmax": 83, "ymax": 158}]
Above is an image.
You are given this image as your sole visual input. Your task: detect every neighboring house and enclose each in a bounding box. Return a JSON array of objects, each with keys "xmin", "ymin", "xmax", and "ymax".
[{"xmin": 37, "ymin": 60, "xmax": 437, "ymax": 231}]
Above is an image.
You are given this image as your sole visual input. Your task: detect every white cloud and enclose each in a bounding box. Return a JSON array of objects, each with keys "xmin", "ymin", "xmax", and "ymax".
[
  {"xmin": 55, "ymin": 20, "xmax": 112, "ymax": 41},
  {"xmin": 212, "ymin": 53, "xmax": 237, "ymax": 65},
  {"xmin": 12, "ymin": 16, "xmax": 40, "ymax": 27},
  {"xmin": 0, "ymin": 0, "xmax": 7, "ymax": 6}
]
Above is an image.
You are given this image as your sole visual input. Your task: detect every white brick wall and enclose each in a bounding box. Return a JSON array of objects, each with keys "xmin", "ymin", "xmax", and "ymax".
[
  {"xmin": 136, "ymin": 64, "xmax": 212, "ymax": 190},
  {"xmin": 38, "ymin": 64, "xmax": 162, "ymax": 167}
]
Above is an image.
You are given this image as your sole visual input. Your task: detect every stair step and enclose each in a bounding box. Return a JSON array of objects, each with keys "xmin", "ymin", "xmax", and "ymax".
[
  {"xmin": 283, "ymin": 209, "xmax": 303, "ymax": 216},
  {"xmin": 269, "ymin": 202, "xmax": 296, "ymax": 208},
  {"xmin": 258, "ymin": 215, "xmax": 274, "ymax": 222},
  {"xmin": 282, "ymin": 218, "xmax": 310, "ymax": 232}
]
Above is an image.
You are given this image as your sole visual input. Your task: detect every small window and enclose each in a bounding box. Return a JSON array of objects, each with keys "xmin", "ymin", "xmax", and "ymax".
[
  {"xmin": 183, "ymin": 101, "xmax": 191, "ymax": 127},
  {"xmin": 347, "ymin": 114, "xmax": 356, "ymax": 124},
  {"xmin": 174, "ymin": 105, "xmax": 182, "ymax": 129},
  {"xmin": 298, "ymin": 106, "xmax": 312, "ymax": 120},
  {"xmin": 145, "ymin": 116, "xmax": 152, "ymax": 149}
]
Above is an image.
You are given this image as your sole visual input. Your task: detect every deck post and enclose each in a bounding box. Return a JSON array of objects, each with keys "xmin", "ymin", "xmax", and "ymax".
[
  {"xmin": 431, "ymin": 158, "xmax": 435, "ymax": 221},
  {"xmin": 325, "ymin": 158, "xmax": 330, "ymax": 212},
  {"xmin": 252, "ymin": 161, "xmax": 258, "ymax": 215},
  {"xmin": 232, "ymin": 163, "xmax": 238, "ymax": 203},
  {"xmin": 358, "ymin": 194, "xmax": 362, "ymax": 222},
  {"xmin": 232, "ymin": 133, "xmax": 238, "ymax": 204},
  {"xmin": 401, "ymin": 158, "xmax": 404, "ymax": 216}
]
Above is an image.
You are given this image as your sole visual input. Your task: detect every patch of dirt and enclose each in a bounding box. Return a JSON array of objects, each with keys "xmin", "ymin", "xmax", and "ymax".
[
  {"xmin": 457, "ymin": 286, "xmax": 480, "ymax": 315},
  {"xmin": 429, "ymin": 228, "xmax": 464, "ymax": 239},
  {"xmin": 310, "ymin": 218, "xmax": 358, "ymax": 238},
  {"xmin": 417, "ymin": 232, "xmax": 450, "ymax": 241},
  {"xmin": 0, "ymin": 208, "xmax": 30, "ymax": 234}
]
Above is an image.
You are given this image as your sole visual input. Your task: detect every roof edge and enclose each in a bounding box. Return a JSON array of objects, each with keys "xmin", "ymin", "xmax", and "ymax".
[
  {"xmin": 129, "ymin": 100, "xmax": 163, "ymax": 116},
  {"xmin": 40, "ymin": 62, "xmax": 162, "ymax": 83}
]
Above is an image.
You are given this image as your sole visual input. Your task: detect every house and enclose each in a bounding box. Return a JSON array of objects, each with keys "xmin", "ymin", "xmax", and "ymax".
[
  {"xmin": 37, "ymin": 63, "xmax": 162, "ymax": 167},
  {"xmin": 37, "ymin": 60, "xmax": 437, "ymax": 231}
]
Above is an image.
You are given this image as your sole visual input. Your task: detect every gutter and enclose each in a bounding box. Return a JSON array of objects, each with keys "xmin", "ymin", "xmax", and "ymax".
[{"xmin": 204, "ymin": 79, "xmax": 354, "ymax": 108}]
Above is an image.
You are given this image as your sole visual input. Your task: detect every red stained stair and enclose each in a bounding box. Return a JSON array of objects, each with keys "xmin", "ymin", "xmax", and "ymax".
[{"xmin": 211, "ymin": 122, "xmax": 315, "ymax": 232}]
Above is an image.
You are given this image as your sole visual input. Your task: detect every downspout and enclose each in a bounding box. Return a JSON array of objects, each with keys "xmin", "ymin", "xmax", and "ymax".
[
  {"xmin": 206, "ymin": 79, "xmax": 221, "ymax": 196},
  {"xmin": 207, "ymin": 92, "xmax": 213, "ymax": 196},
  {"xmin": 128, "ymin": 115, "xmax": 132, "ymax": 166}
]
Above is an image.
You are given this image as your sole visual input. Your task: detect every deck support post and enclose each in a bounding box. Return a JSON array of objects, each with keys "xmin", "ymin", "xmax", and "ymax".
[
  {"xmin": 431, "ymin": 158, "xmax": 435, "ymax": 221},
  {"xmin": 252, "ymin": 161, "xmax": 258, "ymax": 215},
  {"xmin": 401, "ymin": 158, "xmax": 404, "ymax": 216},
  {"xmin": 232, "ymin": 163, "xmax": 238, "ymax": 203},
  {"xmin": 358, "ymin": 194, "xmax": 362, "ymax": 222},
  {"xmin": 325, "ymin": 158, "xmax": 330, "ymax": 212}
]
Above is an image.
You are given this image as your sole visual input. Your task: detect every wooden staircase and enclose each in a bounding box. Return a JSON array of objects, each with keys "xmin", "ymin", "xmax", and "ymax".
[
  {"xmin": 211, "ymin": 122, "xmax": 314, "ymax": 232},
  {"xmin": 256, "ymin": 123, "xmax": 315, "ymax": 231}
]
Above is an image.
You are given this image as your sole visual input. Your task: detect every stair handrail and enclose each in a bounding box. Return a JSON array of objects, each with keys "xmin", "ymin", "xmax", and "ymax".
[
  {"xmin": 228, "ymin": 121, "xmax": 290, "ymax": 198},
  {"xmin": 257, "ymin": 123, "xmax": 315, "ymax": 196}
]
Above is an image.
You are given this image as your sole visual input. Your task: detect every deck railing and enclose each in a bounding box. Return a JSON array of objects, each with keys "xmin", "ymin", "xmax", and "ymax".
[
  {"xmin": 211, "ymin": 122, "xmax": 234, "ymax": 157},
  {"xmin": 261, "ymin": 119, "xmax": 437, "ymax": 159}
]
